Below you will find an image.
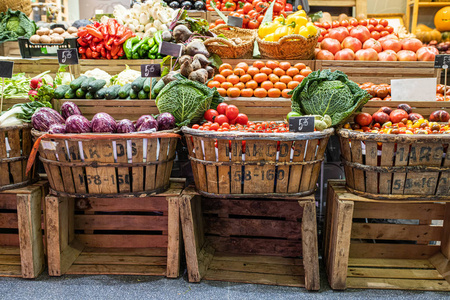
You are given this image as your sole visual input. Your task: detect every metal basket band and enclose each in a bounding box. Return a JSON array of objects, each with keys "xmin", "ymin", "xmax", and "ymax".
[
  {"xmin": 341, "ymin": 157, "xmax": 450, "ymax": 173},
  {"xmin": 188, "ymin": 155, "xmax": 324, "ymax": 166},
  {"xmin": 0, "ymin": 155, "xmax": 29, "ymax": 163}
]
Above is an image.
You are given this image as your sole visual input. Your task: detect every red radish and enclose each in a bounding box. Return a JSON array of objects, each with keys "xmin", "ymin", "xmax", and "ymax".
[
  {"xmin": 28, "ymin": 90, "xmax": 38, "ymax": 96},
  {"xmin": 30, "ymin": 78, "xmax": 40, "ymax": 89}
]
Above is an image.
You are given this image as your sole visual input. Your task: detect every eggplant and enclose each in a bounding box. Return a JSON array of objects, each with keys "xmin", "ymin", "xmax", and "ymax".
[
  {"xmin": 169, "ymin": 1, "xmax": 180, "ymax": 9},
  {"xmin": 181, "ymin": 1, "xmax": 192, "ymax": 10},
  {"xmin": 194, "ymin": 1, "xmax": 205, "ymax": 10}
]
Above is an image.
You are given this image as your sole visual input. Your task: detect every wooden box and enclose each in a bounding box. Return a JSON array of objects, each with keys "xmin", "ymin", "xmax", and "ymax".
[
  {"xmin": 45, "ymin": 179, "xmax": 184, "ymax": 277},
  {"xmin": 0, "ymin": 181, "xmax": 48, "ymax": 278},
  {"xmin": 362, "ymin": 100, "xmax": 450, "ymax": 117},
  {"xmin": 315, "ymin": 61, "xmax": 441, "ymax": 85},
  {"xmin": 186, "ymin": 10, "xmax": 207, "ymax": 19},
  {"xmin": 324, "ymin": 180, "xmax": 450, "ymax": 291},
  {"xmin": 0, "ymin": 41, "xmax": 21, "ymax": 57},
  {"xmin": 180, "ymin": 187, "xmax": 320, "ymax": 290}
]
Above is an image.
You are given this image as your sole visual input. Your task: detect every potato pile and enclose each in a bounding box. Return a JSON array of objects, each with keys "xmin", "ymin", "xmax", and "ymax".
[{"xmin": 29, "ymin": 27, "xmax": 78, "ymax": 44}]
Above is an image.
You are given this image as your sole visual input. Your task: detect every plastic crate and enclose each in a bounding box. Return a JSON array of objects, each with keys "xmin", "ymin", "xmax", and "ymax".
[{"xmin": 18, "ymin": 37, "xmax": 77, "ymax": 58}]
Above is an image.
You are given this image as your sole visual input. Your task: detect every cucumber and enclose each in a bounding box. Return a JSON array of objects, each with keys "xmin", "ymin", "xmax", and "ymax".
[
  {"xmin": 85, "ymin": 91, "xmax": 94, "ymax": 99},
  {"xmin": 105, "ymin": 85, "xmax": 121, "ymax": 100},
  {"xmin": 138, "ymin": 89, "xmax": 149, "ymax": 99},
  {"xmin": 75, "ymin": 88, "xmax": 86, "ymax": 99},
  {"xmin": 152, "ymin": 78, "xmax": 165, "ymax": 98},
  {"xmin": 131, "ymin": 77, "xmax": 146, "ymax": 92},
  {"xmin": 143, "ymin": 78, "xmax": 152, "ymax": 93},
  {"xmin": 118, "ymin": 83, "xmax": 132, "ymax": 99},
  {"xmin": 130, "ymin": 89, "xmax": 139, "ymax": 99},
  {"xmin": 95, "ymin": 87, "xmax": 108, "ymax": 99},
  {"xmin": 70, "ymin": 75, "xmax": 87, "ymax": 90},
  {"xmin": 88, "ymin": 79, "xmax": 107, "ymax": 94},
  {"xmin": 81, "ymin": 77, "xmax": 96, "ymax": 91},
  {"xmin": 64, "ymin": 89, "xmax": 76, "ymax": 99},
  {"xmin": 54, "ymin": 85, "xmax": 70, "ymax": 99}
]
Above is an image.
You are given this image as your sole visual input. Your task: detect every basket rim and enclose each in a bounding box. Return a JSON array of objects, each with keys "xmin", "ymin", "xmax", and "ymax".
[
  {"xmin": 337, "ymin": 128, "xmax": 450, "ymax": 142},
  {"xmin": 182, "ymin": 126, "xmax": 334, "ymax": 140},
  {"xmin": 0, "ymin": 123, "xmax": 32, "ymax": 132},
  {"xmin": 32, "ymin": 128, "xmax": 181, "ymax": 139},
  {"xmin": 256, "ymin": 33, "xmax": 319, "ymax": 45}
]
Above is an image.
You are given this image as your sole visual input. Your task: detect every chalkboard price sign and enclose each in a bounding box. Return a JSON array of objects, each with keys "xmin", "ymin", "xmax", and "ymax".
[
  {"xmin": 289, "ymin": 116, "xmax": 315, "ymax": 132},
  {"xmin": 0, "ymin": 61, "xmax": 14, "ymax": 78},
  {"xmin": 228, "ymin": 16, "xmax": 244, "ymax": 28},
  {"xmin": 158, "ymin": 42, "xmax": 182, "ymax": 57},
  {"xmin": 57, "ymin": 48, "xmax": 79, "ymax": 65},
  {"xmin": 141, "ymin": 64, "xmax": 161, "ymax": 78}
]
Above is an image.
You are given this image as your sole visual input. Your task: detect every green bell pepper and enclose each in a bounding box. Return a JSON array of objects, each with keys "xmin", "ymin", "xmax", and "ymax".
[
  {"xmin": 148, "ymin": 37, "xmax": 155, "ymax": 48},
  {"xmin": 154, "ymin": 31, "xmax": 162, "ymax": 45},
  {"xmin": 131, "ymin": 37, "xmax": 150, "ymax": 59},
  {"xmin": 148, "ymin": 54, "xmax": 156, "ymax": 59},
  {"xmin": 150, "ymin": 44, "xmax": 159, "ymax": 55},
  {"xmin": 123, "ymin": 37, "xmax": 140, "ymax": 59}
]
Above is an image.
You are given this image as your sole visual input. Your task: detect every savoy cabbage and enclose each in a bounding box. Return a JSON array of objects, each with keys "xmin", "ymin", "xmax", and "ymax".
[
  {"xmin": 290, "ymin": 69, "xmax": 371, "ymax": 126},
  {"xmin": 0, "ymin": 9, "xmax": 37, "ymax": 43}
]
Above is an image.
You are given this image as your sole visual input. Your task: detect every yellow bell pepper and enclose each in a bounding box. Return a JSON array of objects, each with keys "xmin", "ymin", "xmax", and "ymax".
[
  {"xmin": 274, "ymin": 16, "xmax": 286, "ymax": 25},
  {"xmin": 306, "ymin": 22, "xmax": 318, "ymax": 36},
  {"xmin": 258, "ymin": 22, "xmax": 279, "ymax": 38},
  {"xmin": 263, "ymin": 33, "xmax": 276, "ymax": 42},
  {"xmin": 297, "ymin": 26, "xmax": 309, "ymax": 38},
  {"xmin": 274, "ymin": 24, "xmax": 295, "ymax": 41},
  {"xmin": 286, "ymin": 15, "xmax": 308, "ymax": 28}
]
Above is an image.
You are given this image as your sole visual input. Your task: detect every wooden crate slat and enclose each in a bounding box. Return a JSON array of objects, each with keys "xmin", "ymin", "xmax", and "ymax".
[
  {"xmin": 0, "ymin": 264, "xmax": 22, "ymax": 277},
  {"xmin": 0, "ymin": 255, "xmax": 21, "ymax": 265},
  {"xmin": 348, "ymin": 258, "xmax": 435, "ymax": 269},
  {"xmin": 346, "ymin": 277, "xmax": 450, "ymax": 291},
  {"xmin": 0, "ymin": 194, "xmax": 17, "ymax": 210},
  {"xmin": 353, "ymin": 201, "xmax": 446, "ymax": 220},
  {"xmin": 74, "ymin": 215, "xmax": 168, "ymax": 231},
  {"xmin": 351, "ymin": 223, "xmax": 443, "ymax": 241},
  {"xmin": 66, "ymin": 264, "xmax": 167, "ymax": 276},
  {"xmin": 347, "ymin": 266, "xmax": 443, "ymax": 280},
  {"xmin": 213, "ymin": 252, "xmax": 303, "ymax": 266},
  {"xmin": 81, "ymin": 247, "xmax": 167, "ymax": 256},
  {"xmin": 204, "ymin": 269, "xmax": 305, "ymax": 287},
  {"xmin": 74, "ymin": 197, "xmax": 168, "ymax": 212},
  {"xmin": 73, "ymin": 254, "xmax": 167, "ymax": 265},
  {"xmin": 208, "ymin": 256, "xmax": 305, "ymax": 275},
  {"xmin": 0, "ymin": 246, "xmax": 20, "ymax": 255},
  {"xmin": 0, "ymin": 213, "xmax": 18, "ymax": 229},
  {"xmin": 350, "ymin": 243, "xmax": 441, "ymax": 260},
  {"xmin": 0, "ymin": 234, "xmax": 20, "ymax": 246},
  {"xmin": 75, "ymin": 234, "xmax": 168, "ymax": 248}
]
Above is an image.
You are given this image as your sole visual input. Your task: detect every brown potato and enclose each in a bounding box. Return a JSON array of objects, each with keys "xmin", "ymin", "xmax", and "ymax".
[
  {"xmin": 39, "ymin": 35, "xmax": 51, "ymax": 43},
  {"xmin": 29, "ymin": 35, "xmax": 41, "ymax": 44},
  {"xmin": 67, "ymin": 27, "xmax": 78, "ymax": 34},
  {"xmin": 52, "ymin": 27, "xmax": 65, "ymax": 34},
  {"xmin": 51, "ymin": 35, "xmax": 64, "ymax": 44}
]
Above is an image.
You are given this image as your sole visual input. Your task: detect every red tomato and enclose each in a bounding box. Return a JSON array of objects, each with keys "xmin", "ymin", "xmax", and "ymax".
[
  {"xmin": 243, "ymin": 2, "xmax": 253, "ymax": 13},
  {"xmin": 349, "ymin": 19, "xmax": 359, "ymax": 27},
  {"xmin": 235, "ymin": 113, "xmax": 249, "ymax": 125},
  {"xmin": 322, "ymin": 22, "xmax": 331, "ymax": 29},
  {"xmin": 369, "ymin": 18, "xmax": 378, "ymax": 26},
  {"xmin": 285, "ymin": 3, "xmax": 293, "ymax": 11},
  {"xmin": 273, "ymin": 1, "xmax": 283, "ymax": 12},
  {"xmin": 375, "ymin": 24, "xmax": 385, "ymax": 32},
  {"xmin": 216, "ymin": 103, "xmax": 228, "ymax": 115},
  {"xmin": 332, "ymin": 21, "xmax": 340, "ymax": 28},
  {"xmin": 204, "ymin": 109, "xmax": 219, "ymax": 122},
  {"xmin": 248, "ymin": 20, "xmax": 259, "ymax": 29},
  {"xmin": 215, "ymin": 114, "xmax": 229, "ymax": 125},
  {"xmin": 222, "ymin": 122, "xmax": 230, "ymax": 129},
  {"xmin": 380, "ymin": 31, "xmax": 389, "ymax": 37},
  {"xmin": 340, "ymin": 20, "xmax": 349, "ymax": 27},
  {"xmin": 355, "ymin": 113, "xmax": 372, "ymax": 126},
  {"xmin": 210, "ymin": 123, "xmax": 220, "ymax": 131},
  {"xmin": 370, "ymin": 31, "xmax": 381, "ymax": 40},
  {"xmin": 390, "ymin": 109, "xmax": 409, "ymax": 123},
  {"xmin": 192, "ymin": 124, "xmax": 200, "ymax": 129},
  {"xmin": 366, "ymin": 24, "xmax": 375, "ymax": 32},
  {"xmin": 225, "ymin": 105, "xmax": 239, "ymax": 120},
  {"xmin": 385, "ymin": 26, "xmax": 394, "ymax": 33},
  {"xmin": 359, "ymin": 19, "xmax": 368, "ymax": 26},
  {"xmin": 379, "ymin": 19, "xmax": 389, "ymax": 27}
]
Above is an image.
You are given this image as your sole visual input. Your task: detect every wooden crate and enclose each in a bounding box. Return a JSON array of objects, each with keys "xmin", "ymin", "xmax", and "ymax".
[
  {"xmin": 1, "ymin": 98, "xmax": 29, "ymax": 111},
  {"xmin": 79, "ymin": 59, "xmax": 163, "ymax": 76},
  {"xmin": 221, "ymin": 59, "xmax": 315, "ymax": 70},
  {"xmin": 186, "ymin": 10, "xmax": 207, "ymax": 19},
  {"xmin": 315, "ymin": 61, "xmax": 441, "ymax": 84},
  {"xmin": 207, "ymin": 11, "xmax": 230, "ymax": 24},
  {"xmin": 324, "ymin": 180, "xmax": 450, "ymax": 291},
  {"xmin": 0, "ymin": 181, "xmax": 48, "ymax": 278},
  {"xmin": 6, "ymin": 57, "xmax": 67, "ymax": 78},
  {"xmin": 180, "ymin": 187, "xmax": 320, "ymax": 290},
  {"xmin": 362, "ymin": 100, "xmax": 450, "ymax": 117},
  {"xmin": 0, "ymin": 41, "xmax": 21, "ymax": 57},
  {"xmin": 45, "ymin": 179, "xmax": 184, "ymax": 276}
]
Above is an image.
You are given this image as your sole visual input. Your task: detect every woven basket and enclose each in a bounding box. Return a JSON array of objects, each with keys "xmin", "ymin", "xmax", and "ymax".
[
  {"xmin": 204, "ymin": 24, "xmax": 257, "ymax": 59},
  {"xmin": 0, "ymin": 0, "xmax": 32, "ymax": 16},
  {"xmin": 257, "ymin": 33, "xmax": 319, "ymax": 60}
]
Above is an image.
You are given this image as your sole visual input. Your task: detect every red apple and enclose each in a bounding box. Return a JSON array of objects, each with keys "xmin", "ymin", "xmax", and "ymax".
[
  {"xmin": 416, "ymin": 46, "xmax": 439, "ymax": 61},
  {"xmin": 328, "ymin": 27, "xmax": 350, "ymax": 43},
  {"xmin": 401, "ymin": 38, "xmax": 423, "ymax": 52},
  {"xmin": 355, "ymin": 48, "xmax": 378, "ymax": 61},
  {"xmin": 363, "ymin": 38, "xmax": 382, "ymax": 53},
  {"xmin": 350, "ymin": 25, "xmax": 371, "ymax": 43},
  {"xmin": 397, "ymin": 50, "xmax": 417, "ymax": 61},
  {"xmin": 334, "ymin": 48, "xmax": 355, "ymax": 60},
  {"xmin": 321, "ymin": 38, "xmax": 341, "ymax": 55},
  {"xmin": 380, "ymin": 39, "xmax": 402, "ymax": 52},
  {"xmin": 378, "ymin": 50, "xmax": 398, "ymax": 61},
  {"xmin": 316, "ymin": 49, "xmax": 335, "ymax": 60},
  {"xmin": 341, "ymin": 36, "xmax": 362, "ymax": 53}
]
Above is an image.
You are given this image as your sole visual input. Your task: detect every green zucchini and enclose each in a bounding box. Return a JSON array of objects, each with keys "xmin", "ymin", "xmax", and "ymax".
[
  {"xmin": 152, "ymin": 78, "xmax": 165, "ymax": 98},
  {"xmin": 64, "ymin": 89, "xmax": 76, "ymax": 99},
  {"xmin": 75, "ymin": 88, "xmax": 86, "ymax": 99},
  {"xmin": 130, "ymin": 89, "xmax": 139, "ymax": 99},
  {"xmin": 118, "ymin": 83, "xmax": 132, "ymax": 99},
  {"xmin": 81, "ymin": 77, "xmax": 96, "ymax": 91},
  {"xmin": 70, "ymin": 75, "xmax": 87, "ymax": 90},
  {"xmin": 95, "ymin": 87, "xmax": 108, "ymax": 99},
  {"xmin": 88, "ymin": 79, "xmax": 107, "ymax": 94},
  {"xmin": 85, "ymin": 91, "xmax": 94, "ymax": 99},
  {"xmin": 143, "ymin": 78, "xmax": 152, "ymax": 93},
  {"xmin": 105, "ymin": 85, "xmax": 121, "ymax": 100},
  {"xmin": 131, "ymin": 77, "xmax": 146, "ymax": 92},
  {"xmin": 54, "ymin": 85, "xmax": 70, "ymax": 99},
  {"xmin": 138, "ymin": 89, "xmax": 149, "ymax": 99}
]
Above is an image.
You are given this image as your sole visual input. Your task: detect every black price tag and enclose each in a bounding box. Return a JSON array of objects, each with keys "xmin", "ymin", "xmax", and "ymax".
[
  {"xmin": 289, "ymin": 116, "xmax": 315, "ymax": 133},
  {"xmin": 57, "ymin": 48, "xmax": 79, "ymax": 65},
  {"xmin": 227, "ymin": 16, "xmax": 244, "ymax": 28},
  {"xmin": 141, "ymin": 64, "xmax": 161, "ymax": 78},
  {"xmin": 158, "ymin": 42, "xmax": 182, "ymax": 57},
  {"xmin": 434, "ymin": 54, "xmax": 450, "ymax": 69},
  {"xmin": 300, "ymin": 0, "xmax": 310, "ymax": 13},
  {"xmin": 0, "ymin": 61, "xmax": 14, "ymax": 78}
]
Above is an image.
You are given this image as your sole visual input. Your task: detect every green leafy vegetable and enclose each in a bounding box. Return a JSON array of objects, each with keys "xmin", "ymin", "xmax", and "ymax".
[
  {"xmin": 0, "ymin": 9, "xmax": 37, "ymax": 43},
  {"xmin": 208, "ymin": 53, "xmax": 223, "ymax": 70},
  {"xmin": 290, "ymin": 69, "xmax": 371, "ymax": 126},
  {"xmin": 0, "ymin": 101, "xmax": 46, "ymax": 127},
  {"xmin": 156, "ymin": 79, "xmax": 215, "ymax": 126},
  {"xmin": 309, "ymin": 11, "xmax": 323, "ymax": 23}
]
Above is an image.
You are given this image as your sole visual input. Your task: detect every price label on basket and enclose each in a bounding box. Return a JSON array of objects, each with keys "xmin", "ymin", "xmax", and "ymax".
[
  {"xmin": 57, "ymin": 48, "xmax": 79, "ymax": 65},
  {"xmin": 158, "ymin": 42, "xmax": 182, "ymax": 57},
  {"xmin": 141, "ymin": 64, "xmax": 161, "ymax": 78},
  {"xmin": 228, "ymin": 16, "xmax": 244, "ymax": 28},
  {"xmin": 434, "ymin": 54, "xmax": 450, "ymax": 69},
  {"xmin": 289, "ymin": 116, "xmax": 315, "ymax": 132},
  {"xmin": 0, "ymin": 61, "xmax": 14, "ymax": 78}
]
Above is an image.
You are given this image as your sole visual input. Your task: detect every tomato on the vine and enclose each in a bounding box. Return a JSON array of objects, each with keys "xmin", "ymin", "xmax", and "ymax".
[{"xmin": 248, "ymin": 20, "xmax": 260, "ymax": 29}]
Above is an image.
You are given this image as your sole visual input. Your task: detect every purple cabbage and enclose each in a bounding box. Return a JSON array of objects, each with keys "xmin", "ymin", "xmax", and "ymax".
[
  {"xmin": 91, "ymin": 113, "xmax": 117, "ymax": 133},
  {"xmin": 156, "ymin": 113, "xmax": 176, "ymax": 131},
  {"xmin": 116, "ymin": 119, "xmax": 136, "ymax": 133},
  {"xmin": 137, "ymin": 116, "xmax": 158, "ymax": 132},
  {"xmin": 32, "ymin": 107, "xmax": 65, "ymax": 132},
  {"xmin": 48, "ymin": 124, "xmax": 66, "ymax": 134},
  {"xmin": 65, "ymin": 115, "xmax": 91, "ymax": 133},
  {"xmin": 61, "ymin": 102, "xmax": 82, "ymax": 120}
]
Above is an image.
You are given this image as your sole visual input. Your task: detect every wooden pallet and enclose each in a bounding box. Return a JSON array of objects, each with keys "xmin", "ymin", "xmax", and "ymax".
[
  {"xmin": 180, "ymin": 187, "xmax": 320, "ymax": 290},
  {"xmin": 362, "ymin": 100, "xmax": 450, "ymax": 117},
  {"xmin": 324, "ymin": 180, "xmax": 450, "ymax": 291},
  {"xmin": 45, "ymin": 179, "xmax": 184, "ymax": 276},
  {"xmin": 315, "ymin": 60, "xmax": 441, "ymax": 84},
  {"xmin": 0, "ymin": 181, "xmax": 48, "ymax": 278}
]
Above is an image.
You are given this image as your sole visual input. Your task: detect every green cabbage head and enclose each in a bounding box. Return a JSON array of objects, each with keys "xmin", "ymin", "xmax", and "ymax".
[
  {"xmin": 0, "ymin": 9, "xmax": 36, "ymax": 43},
  {"xmin": 290, "ymin": 69, "xmax": 371, "ymax": 126}
]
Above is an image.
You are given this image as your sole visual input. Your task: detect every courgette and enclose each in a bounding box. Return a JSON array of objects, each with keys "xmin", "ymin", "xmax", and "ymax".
[
  {"xmin": 64, "ymin": 89, "xmax": 76, "ymax": 99},
  {"xmin": 70, "ymin": 75, "xmax": 87, "ymax": 90},
  {"xmin": 88, "ymin": 79, "xmax": 107, "ymax": 94},
  {"xmin": 75, "ymin": 88, "xmax": 86, "ymax": 99},
  {"xmin": 95, "ymin": 87, "xmax": 108, "ymax": 99},
  {"xmin": 138, "ymin": 89, "xmax": 149, "ymax": 99},
  {"xmin": 118, "ymin": 83, "xmax": 132, "ymax": 99},
  {"xmin": 131, "ymin": 77, "xmax": 146, "ymax": 92},
  {"xmin": 85, "ymin": 91, "xmax": 94, "ymax": 99},
  {"xmin": 152, "ymin": 78, "xmax": 165, "ymax": 98},
  {"xmin": 130, "ymin": 89, "xmax": 139, "ymax": 99},
  {"xmin": 81, "ymin": 77, "xmax": 96, "ymax": 91},
  {"xmin": 143, "ymin": 78, "xmax": 152, "ymax": 93},
  {"xmin": 54, "ymin": 85, "xmax": 70, "ymax": 99},
  {"xmin": 105, "ymin": 85, "xmax": 121, "ymax": 100}
]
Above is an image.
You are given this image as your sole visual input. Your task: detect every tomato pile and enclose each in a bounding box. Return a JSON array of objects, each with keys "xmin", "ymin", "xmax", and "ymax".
[
  {"xmin": 349, "ymin": 104, "xmax": 450, "ymax": 134},
  {"xmin": 207, "ymin": 61, "xmax": 312, "ymax": 98},
  {"xmin": 360, "ymin": 83, "xmax": 450, "ymax": 101}
]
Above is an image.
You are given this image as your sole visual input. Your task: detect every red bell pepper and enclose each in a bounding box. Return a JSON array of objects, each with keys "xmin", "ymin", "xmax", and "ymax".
[
  {"xmin": 92, "ymin": 51, "xmax": 100, "ymax": 59},
  {"xmin": 107, "ymin": 19, "xmax": 116, "ymax": 36},
  {"xmin": 86, "ymin": 27, "xmax": 103, "ymax": 40},
  {"xmin": 111, "ymin": 44, "xmax": 120, "ymax": 57},
  {"xmin": 116, "ymin": 25, "xmax": 126, "ymax": 37},
  {"xmin": 77, "ymin": 28, "xmax": 88, "ymax": 37},
  {"xmin": 86, "ymin": 48, "xmax": 92, "ymax": 59},
  {"xmin": 77, "ymin": 37, "xmax": 88, "ymax": 47},
  {"xmin": 114, "ymin": 31, "xmax": 132, "ymax": 46},
  {"xmin": 78, "ymin": 47, "xmax": 86, "ymax": 54}
]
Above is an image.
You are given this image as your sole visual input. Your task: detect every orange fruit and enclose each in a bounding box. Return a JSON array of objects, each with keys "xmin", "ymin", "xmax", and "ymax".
[
  {"xmin": 279, "ymin": 62, "xmax": 291, "ymax": 71},
  {"xmin": 273, "ymin": 67, "xmax": 285, "ymax": 77},
  {"xmin": 246, "ymin": 80, "xmax": 258, "ymax": 90},
  {"xmin": 217, "ymin": 87, "xmax": 227, "ymax": 97},
  {"xmin": 234, "ymin": 67, "xmax": 246, "ymax": 76},
  {"xmin": 261, "ymin": 81, "xmax": 274, "ymax": 90},
  {"xmin": 294, "ymin": 63, "xmax": 306, "ymax": 70},
  {"xmin": 247, "ymin": 66, "xmax": 259, "ymax": 77},
  {"xmin": 219, "ymin": 63, "xmax": 232, "ymax": 73},
  {"xmin": 266, "ymin": 60, "xmax": 279, "ymax": 69},
  {"xmin": 240, "ymin": 74, "xmax": 252, "ymax": 83},
  {"xmin": 260, "ymin": 66, "xmax": 272, "ymax": 75},
  {"xmin": 234, "ymin": 82, "xmax": 245, "ymax": 90},
  {"xmin": 274, "ymin": 81, "xmax": 287, "ymax": 90},
  {"xmin": 293, "ymin": 74, "xmax": 305, "ymax": 82},
  {"xmin": 280, "ymin": 75, "xmax": 293, "ymax": 84},
  {"xmin": 286, "ymin": 67, "xmax": 300, "ymax": 77},
  {"xmin": 282, "ymin": 88, "xmax": 292, "ymax": 98},
  {"xmin": 267, "ymin": 88, "xmax": 281, "ymax": 98},
  {"xmin": 288, "ymin": 81, "xmax": 300, "ymax": 89},
  {"xmin": 227, "ymin": 74, "xmax": 240, "ymax": 85},
  {"xmin": 300, "ymin": 68, "xmax": 312, "ymax": 77},
  {"xmin": 220, "ymin": 69, "xmax": 233, "ymax": 77},
  {"xmin": 227, "ymin": 87, "xmax": 241, "ymax": 98},
  {"xmin": 254, "ymin": 73, "xmax": 268, "ymax": 83},
  {"xmin": 269, "ymin": 74, "xmax": 280, "ymax": 83},
  {"xmin": 214, "ymin": 74, "xmax": 226, "ymax": 83},
  {"xmin": 241, "ymin": 88, "xmax": 254, "ymax": 97},
  {"xmin": 253, "ymin": 60, "xmax": 265, "ymax": 69},
  {"xmin": 254, "ymin": 88, "xmax": 267, "ymax": 98},
  {"xmin": 236, "ymin": 62, "xmax": 249, "ymax": 72},
  {"xmin": 221, "ymin": 81, "xmax": 233, "ymax": 90},
  {"xmin": 207, "ymin": 80, "xmax": 221, "ymax": 88}
]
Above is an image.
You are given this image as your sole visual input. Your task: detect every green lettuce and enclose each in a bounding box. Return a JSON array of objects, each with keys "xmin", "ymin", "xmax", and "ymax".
[
  {"xmin": 290, "ymin": 69, "xmax": 371, "ymax": 126},
  {"xmin": 0, "ymin": 9, "xmax": 37, "ymax": 43}
]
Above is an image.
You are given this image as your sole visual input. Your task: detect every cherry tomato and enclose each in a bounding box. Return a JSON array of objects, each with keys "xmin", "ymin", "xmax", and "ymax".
[
  {"xmin": 222, "ymin": 122, "xmax": 230, "ymax": 129},
  {"xmin": 332, "ymin": 21, "xmax": 340, "ymax": 28},
  {"xmin": 216, "ymin": 103, "xmax": 228, "ymax": 115},
  {"xmin": 225, "ymin": 105, "xmax": 239, "ymax": 120},
  {"xmin": 204, "ymin": 109, "xmax": 219, "ymax": 122},
  {"xmin": 248, "ymin": 20, "xmax": 260, "ymax": 29},
  {"xmin": 349, "ymin": 19, "xmax": 359, "ymax": 27},
  {"xmin": 215, "ymin": 114, "xmax": 229, "ymax": 125},
  {"xmin": 322, "ymin": 22, "xmax": 331, "ymax": 29},
  {"xmin": 192, "ymin": 124, "xmax": 200, "ymax": 129},
  {"xmin": 340, "ymin": 20, "xmax": 349, "ymax": 27},
  {"xmin": 385, "ymin": 26, "xmax": 394, "ymax": 33},
  {"xmin": 367, "ymin": 24, "xmax": 375, "ymax": 32},
  {"xmin": 375, "ymin": 24, "xmax": 385, "ymax": 32},
  {"xmin": 359, "ymin": 19, "xmax": 367, "ymax": 26},
  {"xmin": 210, "ymin": 123, "xmax": 220, "ymax": 131},
  {"xmin": 379, "ymin": 19, "xmax": 389, "ymax": 27}
]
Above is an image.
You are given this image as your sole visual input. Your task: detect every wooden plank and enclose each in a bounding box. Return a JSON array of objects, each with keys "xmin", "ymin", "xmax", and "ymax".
[
  {"xmin": 300, "ymin": 200, "xmax": 320, "ymax": 291},
  {"xmin": 349, "ymin": 243, "xmax": 441, "ymax": 259},
  {"xmin": 8, "ymin": 129, "xmax": 23, "ymax": 184},
  {"xmin": 0, "ymin": 246, "xmax": 20, "ymax": 255},
  {"xmin": 350, "ymin": 140, "xmax": 365, "ymax": 192},
  {"xmin": 0, "ymin": 131, "xmax": 10, "ymax": 186},
  {"xmin": 0, "ymin": 213, "xmax": 18, "ymax": 228},
  {"xmin": 213, "ymin": 252, "xmax": 303, "ymax": 265},
  {"xmin": 21, "ymin": 127, "xmax": 32, "ymax": 181},
  {"xmin": 208, "ymin": 259, "xmax": 305, "ymax": 275},
  {"xmin": 76, "ymin": 235, "xmax": 168, "ymax": 248},
  {"xmin": 300, "ymin": 139, "xmax": 319, "ymax": 193},
  {"xmin": 116, "ymin": 139, "xmax": 131, "ymax": 193},
  {"xmin": 351, "ymin": 223, "xmax": 443, "ymax": 241},
  {"xmin": 203, "ymin": 138, "xmax": 218, "ymax": 195},
  {"xmin": 166, "ymin": 196, "xmax": 180, "ymax": 278},
  {"xmin": 0, "ymin": 255, "xmax": 21, "ymax": 265},
  {"xmin": 347, "ymin": 267, "xmax": 443, "ymax": 279},
  {"xmin": 276, "ymin": 141, "xmax": 292, "ymax": 193},
  {"xmin": 73, "ymin": 254, "xmax": 167, "ymax": 265},
  {"xmin": 441, "ymin": 203, "xmax": 450, "ymax": 259},
  {"xmin": 352, "ymin": 201, "xmax": 446, "ymax": 220},
  {"xmin": 0, "ymin": 264, "xmax": 22, "ymax": 277},
  {"xmin": 193, "ymin": 137, "xmax": 208, "ymax": 193},
  {"xmin": 364, "ymin": 141, "xmax": 378, "ymax": 194},
  {"xmin": 74, "ymin": 215, "xmax": 168, "ymax": 231},
  {"xmin": 75, "ymin": 197, "xmax": 167, "ymax": 212},
  {"xmin": 230, "ymin": 140, "xmax": 242, "ymax": 194},
  {"xmin": 339, "ymin": 136, "xmax": 354, "ymax": 189},
  {"xmin": 82, "ymin": 247, "xmax": 167, "ymax": 256},
  {"xmin": 204, "ymin": 269, "xmax": 305, "ymax": 287},
  {"xmin": 309, "ymin": 136, "xmax": 329, "ymax": 191},
  {"xmin": 217, "ymin": 139, "xmax": 231, "ymax": 195},
  {"xmin": 392, "ymin": 143, "xmax": 410, "ymax": 195},
  {"xmin": 0, "ymin": 194, "xmax": 17, "ymax": 210},
  {"xmin": 349, "ymin": 258, "xmax": 435, "ymax": 269},
  {"xmin": 430, "ymin": 252, "xmax": 450, "ymax": 285},
  {"xmin": 346, "ymin": 277, "xmax": 450, "ymax": 291},
  {"xmin": 54, "ymin": 139, "xmax": 75, "ymax": 194},
  {"xmin": 0, "ymin": 234, "xmax": 20, "ymax": 246},
  {"xmin": 154, "ymin": 138, "xmax": 168, "ymax": 191},
  {"xmin": 66, "ymin": 264, "xmax": 166, "ymax": 276},
  {"xmin": 288, "ymin": 140, "xmax": 306, "ymax": 193},
  {"xmin": 67, "ymin": 140, "xmax": 87, "ymax": 194}
]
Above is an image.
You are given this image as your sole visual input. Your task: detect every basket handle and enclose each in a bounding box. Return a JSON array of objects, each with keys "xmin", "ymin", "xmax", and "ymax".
[
  {"xmin": 278, "ymin": 34, "xmax": 308, "ymax": 45},
  {"xmin": 203, "ymin": 37, "xmax": 236, "ymax": 47},
  {"xmin": 25, "ymin": 132, "xmax": 181, "ymax": 175}
]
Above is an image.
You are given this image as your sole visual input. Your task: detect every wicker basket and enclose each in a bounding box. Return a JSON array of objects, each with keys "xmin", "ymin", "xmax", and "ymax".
[
  {"xmin": 338, "ymin": 128, "xmax": 450, "ymax": 200},
  {"xmin": 257, "ymin": 33, "xmax": 319, "ymax": 60},
  {"xmin": 28, "ymin": 131, "xmax": 180, "ymax": 198},
  {"xmin": 0, "ymin": 0, "xmax": 32, "ymax": 16},
  {"xmin": 204, "ymin": 24, "xmax": 257, "ymax": 59},
  {"xmin": 182, "ymin": 126, "xmax": 334, "ymax": 198},
  {"xmin": 0, "ymin": 124, "xmax": 37, "ymax": 191}
]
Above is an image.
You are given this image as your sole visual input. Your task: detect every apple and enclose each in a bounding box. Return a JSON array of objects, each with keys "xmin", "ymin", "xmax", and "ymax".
[
  {"xmin": 355, "ymin": 48, "xmax": 378, "ymax": 61},
  {"xmin": 350, "ymin": 25, "xmax": 371, "ymax": 43},
  {"xmin": 341, "ymin": 36, "xmax": 362, "ymax": 53},
  {"xmin": 316, "ymin": 49, "xmax": 335, "ymax": 60},
  {"xmin": 328, "ymin": 27, "xmax": 350, "ymax": 43},
  {"xmin": 380, "ymin": 39, "xmax": 402, "ymax": 52},
  {"xmin": 397, "ymin": 50, "xmax": 417, "ymax": 61},
  {"xmin": 334, "ymin": 48, "xmax": 355, "ymax": 60},
  {"xmin": 372, "ymin": 111, "xmax": 390, "ymax": 124},
  {"xmin": 321, "ymin": 38, "xmax": 341, "ymax": 55},
  {"xmin": 401, "ymin": 38, "xmax": 423, "ymax": 52},
  {"xmin": 416, "ymin": 46, "xmax": 439, "ymax": 61},
  {"xmin": 378, "ymin": 50, "xmax": 398, "ymax": 61},
  {"xmin": 363, "ymin": 38, "xmax": 382, "ymax": 53}
]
